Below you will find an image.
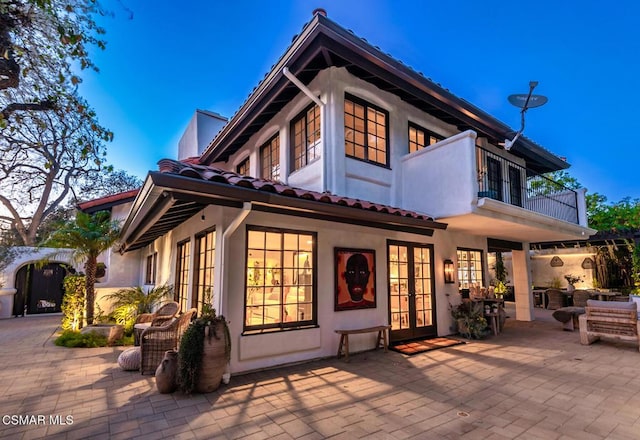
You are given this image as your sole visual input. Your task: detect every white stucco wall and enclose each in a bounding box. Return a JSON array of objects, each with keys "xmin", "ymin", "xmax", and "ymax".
[
  {"xmin": 490, "ymin": 248, "xmax": 597, "ymax": 290},
  {"xmin": 178, "ymin": 110, "xmax": 227, "ymax": 160},
  {"xmin": 401, "ymin": 130, "xmax": 477, "ymax": 217},
  {"xmin": 137, "ymin": 201, "xmax": 495, "ymax": 374}
]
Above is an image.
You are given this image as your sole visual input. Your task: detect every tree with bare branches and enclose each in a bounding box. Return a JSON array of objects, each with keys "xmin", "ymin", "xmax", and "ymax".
[{"xmin": 0, "ymin": 1, "xmax": 139, "ymax": 245}]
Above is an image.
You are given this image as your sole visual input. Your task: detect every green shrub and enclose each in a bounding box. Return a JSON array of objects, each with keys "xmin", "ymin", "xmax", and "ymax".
[
  {"xmin": 61, "ymin": 275, "xmax": 86, "ymax": 331},
  {"xmin": 105, "ymin": 284, "xmax": 174, "ymax": 333},
  {"xmin": 54, "ymin": 330, "xmax": 108, "ymax": 348}
]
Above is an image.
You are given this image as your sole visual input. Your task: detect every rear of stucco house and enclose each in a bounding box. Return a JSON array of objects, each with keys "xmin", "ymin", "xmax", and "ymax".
[{"xmin": 81, "ymin": 11, "xmax": 595, "ymax": 374}]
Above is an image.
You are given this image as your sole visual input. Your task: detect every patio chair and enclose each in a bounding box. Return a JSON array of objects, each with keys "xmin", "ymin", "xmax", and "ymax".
[
  {"xmin": 140, "ymin": 308, "xmax": 197, "ymax": 375},
  {"xmin": 134, "ymin": 301, "xmax": 180, "ymax": 345},
  {"xmin": 135, "ymin": 301, "xmax": 180, "ymax": 326},
  {"xmin": 572, "ymin": 290, "xmax": 592, "ymax": 307},
  {"xmin": 545, "ymin": 289, "xmax": 566, "ymax": 310}
]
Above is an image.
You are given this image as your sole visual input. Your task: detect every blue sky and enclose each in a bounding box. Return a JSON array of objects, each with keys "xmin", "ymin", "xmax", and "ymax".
[{"xmin": 81, "ymin": 1, "xmax": 640, "ymax": 202}]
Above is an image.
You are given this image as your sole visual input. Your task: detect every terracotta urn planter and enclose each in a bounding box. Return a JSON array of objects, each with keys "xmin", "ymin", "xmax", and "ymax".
[
  {"xmin": 196, "ymin": 321, "xmax": 228, "ymax": 393},
  {"xmin": 155, "ymin": 350, "xmax": 178, "ymax": 394}
]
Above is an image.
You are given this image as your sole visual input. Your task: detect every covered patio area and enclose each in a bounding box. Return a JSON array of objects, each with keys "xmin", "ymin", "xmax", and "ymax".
[{"xmin": 1, "ymin": 312, "xmax": 639, "ymax": 439}]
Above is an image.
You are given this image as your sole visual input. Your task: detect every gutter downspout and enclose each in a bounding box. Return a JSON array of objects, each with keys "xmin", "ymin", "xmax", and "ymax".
[
  {"xmin": 218, "ymin": 202, "xmax": 252, "ymax": 316},
  {"xmin": 282, "ymin": 67, "xmax": 328, "ymax": 192}
]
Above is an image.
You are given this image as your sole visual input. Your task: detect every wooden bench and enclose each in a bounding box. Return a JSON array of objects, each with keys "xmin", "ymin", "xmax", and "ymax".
[
  {"xmin": 579, "ymin": 299, "xmax": 640, "ymax": 351},
  {"xmin": 335, "ymin": 325, "xmax": 391, "ymax": 362}
]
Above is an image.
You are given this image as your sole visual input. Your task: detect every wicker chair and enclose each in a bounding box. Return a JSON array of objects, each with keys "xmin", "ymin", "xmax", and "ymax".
[
  {"xmin": 140, "ymin": 308, "xmax": 197, "ymax": 375},
  {"xmin": 572, "ymin": 290, "xmax": 593, "ymax": 307},
  {"xmin": 135, "ymin": 301, "xmax": 180, "ymax": 326},
  {"xmin": 134, "ymin": 301, "xmax": 180, "ymax": 346},
  {"xmin": 545, "ymin": 289, "xmax": 566, "ymax": 310}
]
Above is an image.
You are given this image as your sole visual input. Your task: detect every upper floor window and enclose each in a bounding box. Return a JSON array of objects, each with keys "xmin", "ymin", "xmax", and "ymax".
[
  {"xmin": 408, "ymin": 123, "xmax": 444, "ymax": 153},
  {"xmin": 260, "ymin": 134, "xmax": 280, "ymax": 181},
  {"xmin": 236, "ymin": 157, "xmax": 250, "ymax": 176},
  {"xmin": 291, "ymin": 104, "xmax": 321, "ymax": 171},
  {"xmin": 193, "ymin": 228, "xmax": 215, "ymax": 315},
  {"xmin": 245, "ymin": 227, "xmax": 316, "ymax": 331},
  {"xmin": 344, "ymin": 94, "xmax": 388, "ymax": 166},
  {"xmin": 145, "ymin": 252, "xmax": 157, "ymax": 285}
]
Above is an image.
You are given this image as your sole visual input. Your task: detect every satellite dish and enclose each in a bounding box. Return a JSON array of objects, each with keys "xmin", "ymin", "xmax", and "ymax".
[
  {"xmin": 508, "ymin": 94, "xmax": 548, "ymax": 109},
  {"xmin": 501, "ymin": 81, "xmax": 548, "ymax": 151}
]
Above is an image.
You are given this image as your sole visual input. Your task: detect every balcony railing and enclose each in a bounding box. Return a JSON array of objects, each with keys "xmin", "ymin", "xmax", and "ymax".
[{"xmin": 477, "ymin": 147, "xmax": 579, "ymax": 224}]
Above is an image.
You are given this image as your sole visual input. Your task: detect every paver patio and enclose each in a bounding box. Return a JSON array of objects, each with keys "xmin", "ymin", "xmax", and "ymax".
[{"xmin": 1, "ymin": 307, "xmax": 640, "ymax": 439}]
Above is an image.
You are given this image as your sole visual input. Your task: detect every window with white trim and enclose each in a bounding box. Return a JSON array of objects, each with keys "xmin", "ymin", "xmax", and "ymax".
[
  {"xmin": 344, "ymin": 94, "xmax": 388, "ymax": 166},
  {"xmin": 193, "ymin": 229, "xmax": 215, "ymax": 315},
  {"xmin": 175, "ymin": 239, "xmax": 191, "ymax": 313},
  {"xmin": 244, "ymin": 227, "xmax": 316, "ymax": 331},
  {"xmin": 291, "ymin": 104, "xmax": 321, "ymax": 171}
]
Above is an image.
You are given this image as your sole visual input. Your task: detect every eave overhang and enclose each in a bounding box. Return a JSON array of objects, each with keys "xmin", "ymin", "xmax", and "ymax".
[
  {"xmin": 200, "ymin": 14, "xmax": 567, "ymax": 174},
  {"xmin": 119, "ymin": 171, "xmax": 447, "ymax": 253}
]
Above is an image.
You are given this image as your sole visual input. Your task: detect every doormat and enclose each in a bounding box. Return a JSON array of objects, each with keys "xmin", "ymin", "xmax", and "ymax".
[{"xmin": 390, "ymin": 337, "xmax": 465, "ymax": 356}]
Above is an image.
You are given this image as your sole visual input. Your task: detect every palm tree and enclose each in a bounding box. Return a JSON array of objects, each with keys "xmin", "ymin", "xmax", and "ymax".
[{"xmin": 44, "ymin": 211, "xmax": 121, "ymax": 325}]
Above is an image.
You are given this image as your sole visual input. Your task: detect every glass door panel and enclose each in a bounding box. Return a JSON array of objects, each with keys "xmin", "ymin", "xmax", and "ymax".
[{"xmin": 388, "ymin": 241, "xmax": 436, "ymax": 342}]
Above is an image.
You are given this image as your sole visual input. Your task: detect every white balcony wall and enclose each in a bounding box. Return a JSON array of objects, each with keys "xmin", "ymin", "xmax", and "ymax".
[{"xmin": 401, "ymin": 130, "xmax": 478, "ymax": 218}]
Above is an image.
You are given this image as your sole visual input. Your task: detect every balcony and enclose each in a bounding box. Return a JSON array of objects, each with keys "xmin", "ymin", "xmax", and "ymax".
[
  {"xmin": 476, "ymin": 146, "xmax": 579, "ymax": 225},
  {"xmin": 400, "ymin": 130, "xmax": 592, "ymax": 243}
]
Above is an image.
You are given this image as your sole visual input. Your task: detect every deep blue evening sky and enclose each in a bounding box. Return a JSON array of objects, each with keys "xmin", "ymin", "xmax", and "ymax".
[{"xmin": 81, "ymin": 1, "xmax": 640, "ymax": 202}]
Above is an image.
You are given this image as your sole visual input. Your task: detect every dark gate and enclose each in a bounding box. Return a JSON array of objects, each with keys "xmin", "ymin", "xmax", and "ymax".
[{"xmin": 14, "ymin": 263, "xmax": 67, "ymax": 315}]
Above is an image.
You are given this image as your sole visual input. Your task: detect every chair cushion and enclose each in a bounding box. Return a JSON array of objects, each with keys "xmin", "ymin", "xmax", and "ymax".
[
  {"xmin": 586, "ymin": 299, "xmax": 637, "ymax": 310},
  {"xmin": 118, "ymin": 347, "xmax": 141, "ymax": 371}
]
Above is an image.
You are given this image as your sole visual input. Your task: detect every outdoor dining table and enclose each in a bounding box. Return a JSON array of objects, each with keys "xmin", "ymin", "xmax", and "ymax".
[{"xmin": 591, "ymin": 291, "xmax": 622, "ymax": 301}]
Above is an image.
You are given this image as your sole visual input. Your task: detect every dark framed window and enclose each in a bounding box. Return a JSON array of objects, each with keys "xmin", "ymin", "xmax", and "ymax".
[
  {"xmin": 408, "ymin": 122, "xmax": 444, "ymax": 153},
  {"xmin": 344, "ymin": 94, "xmax": 389, "ymax": 166},
  {"xmin": 457, "ymin": 248, "xmax": 484, "ymax": 291},
  {"xmin": 236, "ymin": 157, "xmax": 250, "ymax": 176},
  {"xmin": 260, "ymin": 134, "xmax": 280, "ymax": 180},
  {"xmin": 487, "ymin": 157, "xmax": 503, "ymax": 201},
  {"xmin": 244, "ymin": 226, "xmax": 316, "ymax": 332},
  {"xmin": 145, "ymin": 252, "xmax": 157, "ymax": 285},
  {"xmin": 291, "ymin": 104, "xmax": 321, "ymax": 171},
  {"xmin": 175, "ymin": 239, "xmax": 191, "ymax": 314},
  {"xmin": 508, "ymin": 166, "xmax": 523, "ymax": 207},
  {"xmin": 193, "ymin": 228, "xmax": 215, "ymax": 315}
]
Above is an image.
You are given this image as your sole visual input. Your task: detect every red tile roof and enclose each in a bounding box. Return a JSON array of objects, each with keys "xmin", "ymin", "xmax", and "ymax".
[
  {"xmin": 77, "ymin": 189, "xmax": 139, "ymax": 212},
  {"xmin": 158, "ymin": 159, "xmax": 435, "ymax": 221}
]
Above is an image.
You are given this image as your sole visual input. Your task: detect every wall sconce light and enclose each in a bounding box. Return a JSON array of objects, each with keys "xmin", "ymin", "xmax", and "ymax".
[{"xmin": 444, "ymin": 259, "xmax": 455, "ymax": 284}]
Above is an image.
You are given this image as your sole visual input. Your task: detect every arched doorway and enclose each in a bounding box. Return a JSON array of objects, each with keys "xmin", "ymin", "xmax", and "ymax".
[{"xmin": 13, "ymin": 263, "xmax": 68, "ymax": 316}]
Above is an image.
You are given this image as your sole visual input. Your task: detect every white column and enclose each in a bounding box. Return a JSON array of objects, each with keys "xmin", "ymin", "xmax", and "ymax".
[
  {"xmin": 512, "ymin": 244, "xmax": 534, "ymax": 321},
  {"xmin": 577, "ymin": 187, "xmax": 589, "ymax": 227}
]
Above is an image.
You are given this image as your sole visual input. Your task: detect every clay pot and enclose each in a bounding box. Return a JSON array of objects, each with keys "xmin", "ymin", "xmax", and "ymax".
[
  {"xmin": 155, "ymin": 350, "xmax": 178, "ymax": 393},
  {"xmin": 196, "ymin": 321, "xmax": 227, "ymax": 393}
]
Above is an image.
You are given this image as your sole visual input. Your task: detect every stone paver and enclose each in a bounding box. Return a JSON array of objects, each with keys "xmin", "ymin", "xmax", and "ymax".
[{"xmin": 2, "ymin": 308, "xmax": 640, "ymax": 439}]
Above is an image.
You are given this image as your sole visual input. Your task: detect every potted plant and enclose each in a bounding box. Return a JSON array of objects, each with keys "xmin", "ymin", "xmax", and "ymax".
[
  {"xmin": 450, "ymin": 301, "xmax": 488, "ymax": 339},
  {"xmin": 95, "ymin": 262, "xmax": 107, "ymax": 279},
  {"xmin": 104, "ymin": 284, "xmax": 174, "ymax": 335},
  {"xmin": 177, "ymin": 300, "xmax": 231, "ymax": 394},
  {"xmin": 564, "ymin": 274, "xmax": 583, "ymax": 292},
  {"xmin": 493, "ymin": 280, "xmax": 508, "ymax": 298}
]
